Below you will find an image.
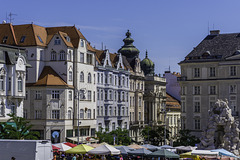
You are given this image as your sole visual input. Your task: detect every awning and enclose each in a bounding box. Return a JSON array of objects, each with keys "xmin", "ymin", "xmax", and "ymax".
[{"xmin": 67, "ymin": 137, "xmax": 99, "ymax": 143}]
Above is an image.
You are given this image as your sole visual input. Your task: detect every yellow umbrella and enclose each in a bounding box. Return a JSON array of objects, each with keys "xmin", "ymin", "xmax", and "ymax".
[
  {"xmin": 65, "ymin": 144, "xmax": 94, "ymax": 154},
  {"xmin": 180, "ymin": 152, "xmax": 200, "ymax": 160}
]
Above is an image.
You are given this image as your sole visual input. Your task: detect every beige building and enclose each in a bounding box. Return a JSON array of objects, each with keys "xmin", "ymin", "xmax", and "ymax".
[{"xmin": 179, "ymin": 30, "xmax": 240, "ymax": 137}]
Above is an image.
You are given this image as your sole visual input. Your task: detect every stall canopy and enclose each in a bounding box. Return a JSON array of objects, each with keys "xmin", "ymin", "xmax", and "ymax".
[
  {"xmin": 115, "ymin": 146, "xmax": 134, "ymax": 155},
  {"xmin": 180, "ymin": 151, "xmax": 200, "ymax": 160},
  {"xmin": 175, "ymin": 146, "xmax": 197, "ymax": 151},
  {"xmin": 128, "ymin": 144, "xmax": 147, "ymax": 150},
  {"xmin": 67, "ymin": 137, "xmax": 99, "ymax": 144},
  {"xmin": 65, "ymin": 144, "xmax": 94, "ymax": 154},
  {"xmin": 191, "ymin": 150, "xmax": 219, "ymax": 156},
  {"xmin": 64, "ymin": 142, "xmax": 77, "ymax": 148},
  {"xmin": 128, "ymin": 148, "xmax": 152, "ymax": 156},
  {"xmin": 53, "ymin": 143, "xmax": 72, "ymax": 152},
  {"xmin": 159, "ymin": 145, "xmax": 175, "ymax": 149},
  {"xmin": 211, "ymin": 149, "xmax": 238, "ymax": 158},
  {"xmin": 141, "ymin": 144, "xmax": 158, "ymax": 151},
  {"xmin": 88, "ymin": 144, "xmax": 120, "ymax": 155},
  {"xmin": 147, "ymin": 149, "xmax": 180, "ymax": 158}
]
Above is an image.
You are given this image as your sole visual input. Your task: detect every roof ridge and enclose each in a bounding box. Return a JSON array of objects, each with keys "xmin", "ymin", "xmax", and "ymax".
[
  {"xmin": 31, "ymin": 24, "xmax": 37, "ymax": 46},
  {"xmin": 9, "ymin": 23, "xmax": 17, "ymax": 45}
]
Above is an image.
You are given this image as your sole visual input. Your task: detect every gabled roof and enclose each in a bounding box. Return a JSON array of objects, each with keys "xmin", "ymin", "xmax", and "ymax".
[
  {"xmin": 33, "ymin": 66, "xmax": 70, "ymax": 87},
  {"xmin": 181, "ymin": 31, "xmax": 240, "ymax": 63}
]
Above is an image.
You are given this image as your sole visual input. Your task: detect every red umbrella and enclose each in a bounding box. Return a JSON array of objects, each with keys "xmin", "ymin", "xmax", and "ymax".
[{"xmin": 64, "ymin": 142, "xmax": 77, "ymax": 148}]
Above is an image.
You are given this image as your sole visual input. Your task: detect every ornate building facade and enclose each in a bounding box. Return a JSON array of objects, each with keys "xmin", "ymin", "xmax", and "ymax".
[
  {"xmin": 0, "ymin": 44, "xmax": 28, "ymax": 121},
  {"xmin": 95, "ymin": 49, "xmax": 130, "ymax": 132}
]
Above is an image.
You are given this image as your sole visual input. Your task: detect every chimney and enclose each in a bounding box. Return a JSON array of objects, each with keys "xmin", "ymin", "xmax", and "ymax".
[{"xmin": 210, "ymin": 30, "xmax": 220, "ymax": 35}]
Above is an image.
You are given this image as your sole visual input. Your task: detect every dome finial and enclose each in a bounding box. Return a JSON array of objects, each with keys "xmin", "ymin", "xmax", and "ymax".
[
  {"xmin": 146, "ymin": 50, "xmax": 148, "ymax": 58},
  {"xmin": 126, "ymin": 30, "xmax": 131, "ymax": 38}
]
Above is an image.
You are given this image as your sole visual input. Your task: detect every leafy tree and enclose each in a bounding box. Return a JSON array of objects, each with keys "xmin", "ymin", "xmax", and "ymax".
[
  {"xmin": 96, "ymin": 127, "xmax": 131, "ymax": 145},
  {"xmin": 173, "ymin": 129, "xmax": 200, "ymax": 146},
  {"xmin": 0, "ymin": 113, "xmax": 40, "ymax": 140},
  {"xmin": 141, "ymin": 124, "xmax": 171, "ymax": 146}
]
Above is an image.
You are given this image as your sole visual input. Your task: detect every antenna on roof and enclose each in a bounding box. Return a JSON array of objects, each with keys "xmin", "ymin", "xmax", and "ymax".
[
  {"xmin": 213, "ymin": 23, "xmax": 215, "ymax": 30},
  {"xmin": 169, "ymin": 65, "xmax": 171, "ymax": 72},
  {"xmin": 7, "ymin": 12, "xmax": 17, "ymax": 24},
  {"xmin": 105, "ymin": 45, "xmax": 106, "ymax": 50},
  {"xmin": 101, "ymin": 42, "xmax": 103, "ymax": 50},
  {"xmin": 208, "ymin": 21, "xmax": 209, "ymax": 35}
]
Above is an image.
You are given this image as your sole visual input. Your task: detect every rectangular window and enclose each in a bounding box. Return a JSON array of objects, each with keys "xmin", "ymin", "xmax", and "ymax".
[
  {"xmin": 52, "ymin": 110, "xmax": 60, "ymax": 119},
  {"xmin": 35, "ymin": 110, "xmax": 42, "ymax": 119},
  {"xmin": 80, "ymin": 52, "xmax": 84, "ymax": 63},
  {"xmin": 87, "ymin": 54, "xmax": 93, "ymax": 65},
  {"xmin": 67, "ymin": 130, "xmax": 73, "ymax": 137},
  {"xmin": 209, "ymin": 86, "xmax": 216, "ymax": 95},
  {"xmin": 88, "ymin": 91, "xmax": 91, "ymax": 101},
  {"xmin": 194, "ymin": 102, "xmax": 200, "ymax": 112},
  {"xmin": 35, "ymin": 91, "xmax": 42, "ymax": 100},
  {"xmin": 25, "ymin": 91, "xmax": 28, "ymax": 100},
  {"xmin": 194, "ymin": 119, "xmax": 200, "ymax": 130},
  {"xmin": 139, "ymin": 97, "xmax": 142, "ymax": 107},
  {"xmin": 210, "ymin": 67, "xmax": 216, "ymax": 77},
  {"xmin": 0, "ymin": 76, "xmax": 4, "ymax": 91},
  {"xmin": 8, "ymin": 77, "xmax": 11, "ymax": 91},
  {"xmin": 139, "ymin": 112, "xmax": 141, "ymax": 121},
  {"xmin": 80, "ymin": 39, "xmax": 84, "ymax": 47},
  {"xmin": 182, "ymin": 101, "xmax": 186, "ymax": 112},
  {"xmin": 69, "ymin": 91, "xmax": 72, "ymax": 101},
  {"xmin": 23, "ymin": 109, "xmax": 27, "ymax": 119},
  {"xmin": 230, "ymin": 66, "xmax": 236, "ymax": 76},
  {"xmin": 54, "ymin": 37, "xmax": 61, "ymax": 45},
  {"xmin": 230, "ymin": 85, "xmax": 237, "ymax": 94},
  {"xmin": 51, "ymin": 90, "xmax": 60, "ymax": 99},
  {"xmin": 69, "ymin": 71, "xmax": 73, "ymax": 81},
  {"xmin": 194, "ymin": 86, "xmax": 200, "ymax": 95},
  {"xmin": 194, "ymin": 68, "xmax": 200, "ymax": 77},
  {"xmin": 105, "ymin": 106, "xmax": 108, "ymax": 116}
]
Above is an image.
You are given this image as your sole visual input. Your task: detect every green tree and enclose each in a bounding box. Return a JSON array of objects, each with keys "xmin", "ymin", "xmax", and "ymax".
[
  {"xmin": 96, "ymin": 127, "xmax": 131, "ymax": 145},
  {"xmin": 141, "ymin": 125, "xmax": 170, "ymax": 146},
  {"xmin": 173, "ymin": 129, "xmax": 200, "ymax": 146},
  {"xmin": 0, "ymin": 113, "xmax": 40, "ymax": 140}
]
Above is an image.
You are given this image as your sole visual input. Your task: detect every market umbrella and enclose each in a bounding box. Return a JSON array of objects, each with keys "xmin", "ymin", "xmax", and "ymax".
[
  {"xmin": 88, "ymin": 144, "xmax": 120, "ymax": 155},
  {"xmin": 147, "ymin": 149, "xmax": 180, "ymax": 158},
  {"xmin": 141, "ymin": 144, "xmax": 158, "ymax": 151},
  {"xmin": 52, "ymin": 145, "xmax": 60, "ymax": 151},
  {"xmin": 115, "ymin": 146, "xmax": 134, "ymax": 155},
  {"xmin": 128, "ymin": 148, "xmax": 152, "ymax": 156},
  {"xmin": 65, "ymin": 144, "xmax": 94, "ymax": 154},
  {"xmin": 87, "ymin": 142, "xmax": 110, "ymax": 148},
  {"xmin": 64, "ymin": 142, "xmax": 77, "ymax": 148},
  {"xmin": 211, "ymin": 149, "xmax": 238, "ymax": 158},
  {"xmin": 128, "ymin": 144, "xmax": 147, "ymax": 150},
  {"xmin": 53, "ymin": 143, "xmax": 72, "ymax": 152},
  {"xmin": 180, "ymin": 151, "xmax": 200, "ymax": 160}
]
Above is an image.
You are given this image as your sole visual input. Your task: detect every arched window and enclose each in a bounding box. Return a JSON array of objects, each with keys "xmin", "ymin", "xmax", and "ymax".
[
  {"xmin": 109, "ymin": 106, "xmax": 112, "ymax": 116},
  {"xmin": 109, "ymin": 90, "xmax": 112, "ymax": 100},
  {"xmin": 51, "ymin": 51, "xmax": 57, "ymax": 61},
  {"xmin": 122, "ymin": 107, "xmax": 125, "ymax": 116},
  {"xmin": 80, "ymin": 109, "xmax": 84, "ymax": 119},
  {"xmin": 122, "ymin": 77, "xmax": 125, "ymax": 87},
  {"xmin": 0, "ymin": 75, "xmax": 4, "ymax": 91},
  {"xmin": 18, "ymin": 77, "xmax": 23, "ymax": 92},
  {"xmin": 59, "ymin": 50, "xmax": 65, "ymax": 61},
  {"xmin": 112, "ymin": 122, "xmax": 115, "ymax": 131},
  {"xmin": 87, "ymin": 109, "xmax": 91, "ymax": 119},
  {"xmin": 88, "ymin": 73, "xmax": 91, "ymax": 83},
  {"xmin": 80, "ymin": 72, "xmax": 84, "ymax": 82},
  {"xmin": 68, "ymin": 110, "xmax": 72, "ymax": 119}
]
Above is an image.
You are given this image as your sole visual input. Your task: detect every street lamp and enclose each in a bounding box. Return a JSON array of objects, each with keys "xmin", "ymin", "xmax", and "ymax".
[{"xmin": 75, "ymin": 88, "xmax": 86, "ymax": 144}]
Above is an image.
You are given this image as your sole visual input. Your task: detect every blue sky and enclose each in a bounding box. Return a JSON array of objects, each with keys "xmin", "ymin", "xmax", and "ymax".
[{"xmin": 1, "ymin": 0, "xmax": 240, "ymax": 74}]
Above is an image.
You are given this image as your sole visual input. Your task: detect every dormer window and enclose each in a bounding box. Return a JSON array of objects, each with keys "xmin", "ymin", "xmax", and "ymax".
[
  {"xmin": 37, "ymin": 35, "xmax": 43, "ymax": 43},
  {"xmin": 80, "ymin": 39, "xmax": 84, "ymax": 47},
  {"xmin": 65, "ymin": 36, "xmax": 70, "ymax": 42},
  {"xmin": 2, "ymin": 36, "xmax": 8, "ymax": 43},
  {"xmin": 54, "ymin": 37, "xmax": 61, "ymax": 45},
  {"xmin": 20, "ymin": 36, "xmax": 26, "ymax": 43}
]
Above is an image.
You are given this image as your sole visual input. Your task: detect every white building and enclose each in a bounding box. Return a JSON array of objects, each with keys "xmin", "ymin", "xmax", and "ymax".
[
  {"xmin": 0, "ymin": 44, "xmax": 28, "ymax": 121},
  {"xmin": 0, "ymin": 23, "xmax": 97, "ymax": 143}
]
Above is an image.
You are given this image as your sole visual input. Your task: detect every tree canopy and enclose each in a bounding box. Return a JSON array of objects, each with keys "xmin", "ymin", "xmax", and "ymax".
[
  {"xmin": 96, "ymin": 127, "xmax": 131, "ymax": 145},
  {"xmin": 173, "ymin": 129, "xmax": 200, "ymax": 146},
  {"xmin": 0, "ymin": 113, "xmax": 40, "ymax": 140}
]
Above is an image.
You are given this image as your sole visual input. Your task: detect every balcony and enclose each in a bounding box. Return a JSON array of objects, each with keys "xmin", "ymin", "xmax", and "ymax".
[{"xmin": 177, "ymin": 76, "xmax": 187, "ymax": 81}]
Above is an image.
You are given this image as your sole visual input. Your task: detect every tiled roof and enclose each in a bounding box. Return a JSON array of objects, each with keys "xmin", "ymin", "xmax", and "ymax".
[
  {"xmin": 166, "ymin": 93, "xmax": 181, "ymax": 111},
  {"xmin": 0, "ymin": 23, "xmax": 87, "ymax": 48},
  {"xmin": 33, "ymin": 66, "xmax": 70, "ymax": 87},
  {"xmin": 182, "ymin": 32, "xmax": 240, "ymax": 63}
]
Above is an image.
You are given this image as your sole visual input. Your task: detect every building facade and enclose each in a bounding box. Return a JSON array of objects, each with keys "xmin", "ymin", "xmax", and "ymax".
[
  {"xmin": 0, "ymin": 44, "xmax": 28, "ymax": 121},
  {"xmin": 0, "ymin": 23, "xmax": 97, "ymax": 143},
  {"xmin": 95, "ymin": 49, "xmax": 130, "ymax": 132},
  {"xmin": 179, "ymin": 30, "xmax": 240, "ymax": 137}
]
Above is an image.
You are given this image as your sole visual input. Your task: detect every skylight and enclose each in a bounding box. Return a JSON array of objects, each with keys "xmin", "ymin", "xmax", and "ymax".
[
  {"xmin": 37, "ymin": 35, "xmax": 43, "ymax": 43},
  {"xmin": 20, "ymin": 36, "xmax": 26, "ymax": 43}
]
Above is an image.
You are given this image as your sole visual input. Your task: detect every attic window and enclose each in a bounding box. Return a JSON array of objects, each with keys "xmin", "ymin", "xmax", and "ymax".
[
  {"xmin": 65, "ymin": 36, "xmax": 70, "ymax": 42},
  {"xmin": 20, "ymin": 36, "xmax": 26, "ymax": 43},
  {"xmin": 2, "ymin": 36, "xmax": 8, "ymax": 43},
  {"xmin": 37, "ymin": 36, "xmax": 43, "ymax": 43},
  {"xmin": 54, "ymin": 37, "xmax": 61, "ymax": 45}
]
